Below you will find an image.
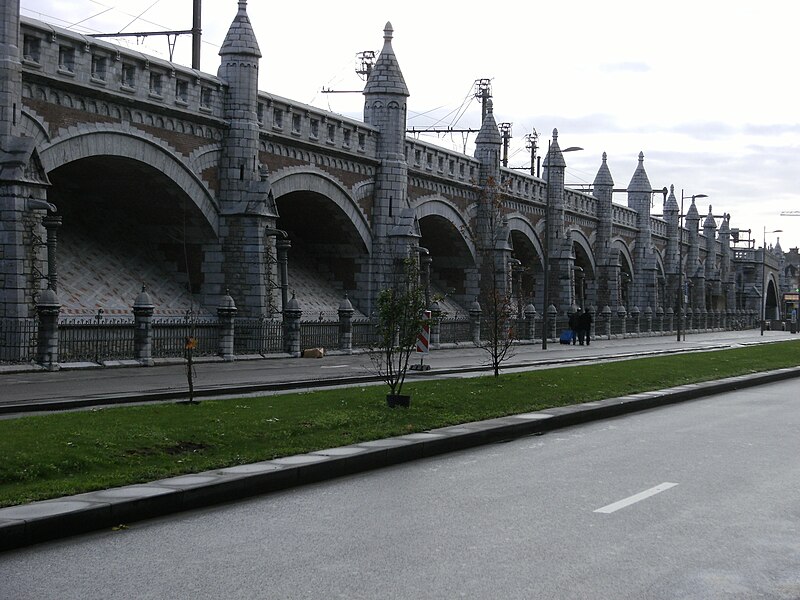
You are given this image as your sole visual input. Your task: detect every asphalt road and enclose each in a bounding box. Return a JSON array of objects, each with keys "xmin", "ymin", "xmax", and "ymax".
[
  {"xmin": 0, "ymin": 329, "xmax": 789, "ymax": 412},
  {"xmin": 2, "ymin": 378, "xmax": 799, "ymax": 599}
]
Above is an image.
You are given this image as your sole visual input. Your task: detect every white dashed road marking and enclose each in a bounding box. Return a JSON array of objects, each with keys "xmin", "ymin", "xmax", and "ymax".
[{"xmin": 594, "ymin": 482, "xmax": 678, "ymax": 514}]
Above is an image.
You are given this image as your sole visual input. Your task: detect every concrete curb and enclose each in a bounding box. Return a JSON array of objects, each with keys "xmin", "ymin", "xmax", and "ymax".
[{"xmin": 2, "ymin": 366, "xmax": 799, "ymax": 552}]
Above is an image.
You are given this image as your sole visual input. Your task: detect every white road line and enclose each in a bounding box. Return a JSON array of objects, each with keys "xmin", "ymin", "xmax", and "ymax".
[
  {"xmin": 594, "ymin": 482, "xmax": 678, "ymax": 514},
  {"xmin": 320, "ymin": 365, "xmax": 349, "ymax": 369}
]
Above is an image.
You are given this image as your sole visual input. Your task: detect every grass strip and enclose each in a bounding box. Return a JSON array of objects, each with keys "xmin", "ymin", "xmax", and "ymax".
[{"xmin": 1, "ymin": 341, "xmax": 799, "ymax": 507}]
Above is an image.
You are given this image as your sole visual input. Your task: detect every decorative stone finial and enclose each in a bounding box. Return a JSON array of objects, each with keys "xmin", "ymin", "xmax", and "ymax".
[
  {"xmin": 384, "ymin": 22, "xmax": 394, "ymax": 42},
  {"xmin": 553, "ymin": 128, "xmax": 559, "ymax": 140},
  {"xmin": 638, "ymin": 151, "xmax": 644, "ymax": 163},
  {"xmin": 602, "ymin": 152, "xmax": 607, "ymax": 163}
]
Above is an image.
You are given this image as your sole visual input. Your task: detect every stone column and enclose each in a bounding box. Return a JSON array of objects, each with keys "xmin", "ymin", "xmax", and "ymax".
[
  {"xmin": 666, "ymin": 307, "xmax": 674, "ymax": 333},
  {"xmin": 429, "ymin": 301, "xmax": 442, "ymax": 349},
  {"xmin": 276, "ymin": 238, "xmax": 291, "ymax": 311},
  {"xmin": 524, "ymin": 302, "xmax": 537, "ymax": 340},
  {"xmin": 469, "ymin": 299, "xmax": 482, "ymax": 345},
  {"xmin": 42, "ymin": 214, "xmax": 62, "ymax": 293},
  {"xmin": 618, "ymin": 305, "xmax": 627, "ymax": 338},
  {"xmin": 132, "ymin": 285, "xmax": 155, "ymax": 367},
  {"xmin": 643, "ymin": 306, "xmax": 652, "ymax": 335},
  {"xmin": 36, "ymin": 288, "xmax": 60, "ymax": 371},
  {"xmin": 656, "ymin": 306, "xmax": 664, "ymax": 333},
  {"xmin": 283, "ymin": 293, "xmax": 302, "ymax": 357},
  {"xmin": 547, "ymin": 303, "xmax": 558, "ymax": 342},
  {"xmin": 217, "ymin": 291, "xmax": 238, "ymax": 362},
  {"xmin": 601, "ymin": 305, "xmax": 612, "ymax": 340},
  {"xmin": 338, "ymin": 295, "xmax": 354, "ymax": 353}
]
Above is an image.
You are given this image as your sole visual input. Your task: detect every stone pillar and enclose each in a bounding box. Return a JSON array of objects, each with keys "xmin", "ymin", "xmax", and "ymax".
[
  {"xmin": 429, "ymin": 301, "xmax": 442, "ymax": 349},
  {"xmin": 666, "ymin": 307, "xmax": 674, "ymax": 333},
  {"xmin": 601, "ymin": 305, "xmax": 612, "ymax": 340},
  {"xmin": 469, "ymin": 298, "xmax": 482, "ymax": 345},
  {"xmin": 42, "ymin": 215, "xmax": 62, "ymax": 292},
  {"xmin": 283, "ymin": 293, "xmax": 302, "ymax": 357},
  {"xmin": 217, "ymin": 291, "xmax": 237, "ymax": 362},
  {"xmin": 36, "ymin": 288, "xmax": 60, "ymax": 371},
  {"xmin": 338, "ymin": 295, "xmax": 355, "ymax": 353},
  {"xmin": 132, "ymin": 285, "xmax": 155, "ymax": 367},
  {"xmin": 644, "ymin": 306, "xmax": 653, "ymax": 335},
  {"xmin": 276, "ymin": 238, "xmax": 291, "ymax": 311},
  {"xmin": 547, "ymin": 303, "xmax": 558, "ymax": 342},
  {"xmin": 588, "ymin": 306, "xmax": 597, "ymax": 340},
  {"xmin": 618, "ymin": 305, "xmax": 627, "ymax": 338},
  {"xmin": 524, "ymin": 302, "xmax": 537, "ymax": 340}
]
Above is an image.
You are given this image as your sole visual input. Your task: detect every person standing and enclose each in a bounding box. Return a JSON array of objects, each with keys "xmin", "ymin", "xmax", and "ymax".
[
  {"xmin": 568, "ymin": 310, "xmax": 579, "ymax": 345},
  {"xmin": 578, "ymin": 309, "xmax": 592, "ymax": 345}
]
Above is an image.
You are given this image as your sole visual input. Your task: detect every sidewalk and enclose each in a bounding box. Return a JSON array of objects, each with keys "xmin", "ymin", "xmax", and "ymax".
[{"xmin": 1, "ymin": 329, "xmax": 797, "ymax": 551}]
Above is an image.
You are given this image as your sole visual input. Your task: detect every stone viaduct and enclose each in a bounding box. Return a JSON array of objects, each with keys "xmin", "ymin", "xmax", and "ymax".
[{"xmin": 0, "ymin": 1, "xmax": 782, "ymax": 352}]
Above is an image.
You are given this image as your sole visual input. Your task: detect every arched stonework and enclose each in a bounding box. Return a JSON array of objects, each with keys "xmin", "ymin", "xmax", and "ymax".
[
  {"xmin": 507, "ymin": 214, "xmax": 543, "ymax": 264},
  {"xmin": 39, "ymin": 128, "xmax": 220, "ymax": 235},
  {"xmin": 411, "ymin": 195, "xmax": 477, "ymax": 263},
  {"xmin": 568, "ymin": 228, "xmax": 598, "ymax": 275},
  {"xmin": 613, "ymin": 238, "xmax": 635, "ymax": 277},
  {"xmin": 270, "ymin": 167, "xmax": 372, "ymax": 253}
]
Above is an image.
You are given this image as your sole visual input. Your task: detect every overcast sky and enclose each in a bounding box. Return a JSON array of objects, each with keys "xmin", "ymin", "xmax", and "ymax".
[{"xmin": 20, "ymin": 0, "xmax": 800, "ymax": 252}]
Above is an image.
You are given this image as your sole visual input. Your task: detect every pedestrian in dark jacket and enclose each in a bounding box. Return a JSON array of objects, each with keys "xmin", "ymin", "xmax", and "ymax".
[
  {"xmin": 577, "ymin": 309, "xmax": 592, "ymax": 345},
  {"xmin": 568, "ymin": 310, "xmax": 579, "ymax": 345}
]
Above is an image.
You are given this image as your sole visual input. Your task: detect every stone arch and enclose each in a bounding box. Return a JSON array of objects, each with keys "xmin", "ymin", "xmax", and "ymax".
[
  {"xmin": 39, "ymin": 128, "xmax": 219, "ymax": 234},
  {"xmin": 568, "ymin": 228, "xmax": 598, "ymax": 276},
  {"xmin": 270, "ymin": 167, "xmax": 372, "ymax": 251},
  {"xmin": 412, "ymin": 195, "xmax": 476, "ymax": 263}
]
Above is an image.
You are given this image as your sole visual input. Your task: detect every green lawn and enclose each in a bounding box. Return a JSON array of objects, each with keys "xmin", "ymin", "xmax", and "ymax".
[{"xmin": 2, "ymin": 341, "xmax": 799, "ymax": 508}]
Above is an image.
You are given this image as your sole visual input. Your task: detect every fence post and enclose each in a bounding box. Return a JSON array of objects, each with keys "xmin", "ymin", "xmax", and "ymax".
[
  {"xmin": 602, "ymin": 305, "xmax": 612, "ymax": 339},
  {"xmin": 429, "ymin": 300, "xmax": 442, "ymax": 349},
  {"xmin": 36, "ymin": 288, "xmax": 61, "ymax": 371},
  {"xmin": 469, "ymin": 298, "xmax": 482, "ymax": 345},
  {"xmin": 656, "ymin": 306, "xmax": 664, "ymax": 334},
  {"xmin": 283, "ymin": 293, "xmax": 302, "ymax": 357},
  {"xmin": 217, "ymin": 292, "xmax": 238, "ymax": 362},
  {"xmin": 524, "ymin": 302, "xmax": 536, "ymax": 341},
  {"xmin": 617, "ymin": 305, "xmax": 627, "ymax": 338},
  {"xmin": 666, "ymin": 307, "xmax": 674, "ymax": 333},
  {"xmin": 338, "ymin": 294, "xmax": 354, "ymax": 353},
  {"xmin": 547, "ymin": 304, "xmax": 558, "ymax": 342},
  {"xmin": 588, "ymin": 305, "xmax": 596, "ymax": 340},
  {"xmin": 133, "ymin": 285, "xmax": 155, "ymax": 366}
]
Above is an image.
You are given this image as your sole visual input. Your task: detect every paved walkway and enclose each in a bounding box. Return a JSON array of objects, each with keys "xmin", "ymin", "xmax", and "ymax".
[{"xmin": 1, "ymin": 328, "xmax": 797, "ymax": 551}]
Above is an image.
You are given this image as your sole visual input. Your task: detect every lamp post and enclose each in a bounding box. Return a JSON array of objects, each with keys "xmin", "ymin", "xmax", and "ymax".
[
  {"xmin": 677, "ymin": 191, "xmax": 708, "ymax": 342},
  {"xmin": 542, "ymin": 142, "xmax": 583, "ymax": 349},
  {"xmin": 760, "ymin": 227, "xmax": 783, "ymax": 335}
]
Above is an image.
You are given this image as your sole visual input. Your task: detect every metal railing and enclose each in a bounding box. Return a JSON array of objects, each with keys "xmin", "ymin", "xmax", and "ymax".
[
  {"xmin": 235, "ymin": 318, "xmax": 283, "ymax": 355},
  {"xmin": 152, "ymin": 317, "xmax": 219, "ymax": 358},
  {"xmin": 352, "ymin": 318, "xmax": 379, "ymax": 348},
  {"xmin": 438, "ymin": 318, "xmax": 470, "ymax": 344},
  {"xmin": 59, "ymin": 317, "xmax": 134, "ymax": 363},
  {"xmin": 0, "ymin": 317, "xmax": 37, "ymax": 363},
  {"xmin": 300, "ymin": 321, "xmax": 339, "ymax": 350}
]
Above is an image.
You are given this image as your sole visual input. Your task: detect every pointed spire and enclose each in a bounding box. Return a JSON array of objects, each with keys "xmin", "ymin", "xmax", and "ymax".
[
  {"xmin": 475, "ymin": 98, "xmax": 502, "ymax": 146},
  {"xmin": 363, "ymin": 22, "xmax": 409, "ymax": 96},
  {"xmin": 703, "ymin": 205, "xmax": 717, "ymax": 230},
  {"xmin": 719, "ymin": 213, "xmax": 730, "ymax": 234},
  {"xmin": 627, "ymin": 151, "xmax": 651, "ymax": 192},
  {"xmin": 219, "ymin": 0, "xmax": 261, "ymax": 57},
  {"xmin": 546, "ymin": 128, "xmax": 566, "ymax": 169},
  {"xmin": 665, "ymin": 184, "xmax": 679, "ymax": 213},
  {"xmin": 686, "ymin": 195, "xmax": 700, "ymax": 220},
  {"xmin": 593, "ymin": 151, "xmax": 614, "ymax": 187}
]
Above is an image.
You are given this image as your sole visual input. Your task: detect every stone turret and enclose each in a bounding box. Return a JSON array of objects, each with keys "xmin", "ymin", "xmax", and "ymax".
[
  {"xmin": 593, "ymin": 153, "xmax": 616, "ymax": 309},
  {"xmin": 627, "ymin": 152, "xmax": 656, "ymax": 309},
  {"xmin": 543, "ymin": 129, "xmax": 572, "ymax": 312},
  {"xmin": 664, "ymin": 185, "xmax": 679, "ymax": 275},
  {"xmin": 362, "ymin": 23, "xmax": 413, "ymax": 311},
  {"xmin": 703, "ymin": 205, "xmax": 718, "ymax": 283},
  {"xmin": 718, "ymin": 213, "xmax": 736, "ymax": 311},
  {"xmin": 214, "ymin": 1, "xmax": 278, "ymax": 317},
  {"xmin": 685, "ymin": 197, "xmax": 701, "ymax": 309},
  {"xmin": 0, "ymin": 0, "xmax": 51, "ymax": 328}
]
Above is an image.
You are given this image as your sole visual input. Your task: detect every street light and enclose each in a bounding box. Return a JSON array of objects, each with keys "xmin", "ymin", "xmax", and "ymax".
[
  {"xmin": 542, "ymin": 141, "xmax": 583, "ymax": 350},
  {"xmin": 761, "ymin": 227, "xmax": 783, "ymax": 336},
  {"xmin": 677, "ymin": 191, "xmax": 708, "ymax": 342}
]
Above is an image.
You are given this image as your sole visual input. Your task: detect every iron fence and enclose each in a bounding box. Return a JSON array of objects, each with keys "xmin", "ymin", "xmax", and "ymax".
[
  {"xmin": 438, "ymin": 318, "xmax": 470, "ymax": 344},
  {"xmin": 235, "ymin": 318, "xmax": 283, "ymax": 355},
  {"xmin": 352, "ymin": 318, "xmax": 379, "ymax": 348},
  {"xmin": 59, "ymin": 317, "xmax": 134, "ymax": 363},
  {"xmin": 0, "ymin": 317, "xmax": 37, "ymax": 363},
  {"xmin": 152, "ymin": 317, "xmax": 219, "ymax": 358},
  {"xmin": 300, "ymin": 320, "xmax": 339, "ymax": 350}
]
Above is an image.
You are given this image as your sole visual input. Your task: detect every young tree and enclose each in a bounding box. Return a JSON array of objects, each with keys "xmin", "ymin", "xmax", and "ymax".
[
  {"xmin": 473, "ymin": 176, "xmax": 518, "ymax": 377},
  {"xmin": 370, "ymin": 258, "xmax": 427, "ymax": 406}
]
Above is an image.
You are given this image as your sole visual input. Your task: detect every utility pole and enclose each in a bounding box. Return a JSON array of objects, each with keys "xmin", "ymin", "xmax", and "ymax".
[
  {"xmin": 499, "ymin": 123, "xmax": 512, "ymax": 168},
  {"xmin": 91, "ymin": 0, "xmax": 202, "ymax": 68},
  {"xmin": 525, "ymin": 130, "xmax": 539, "ymax": 177},
  {"xmin": 475, "ymin": 79, "xmax": 492, "ymax": 123}
]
